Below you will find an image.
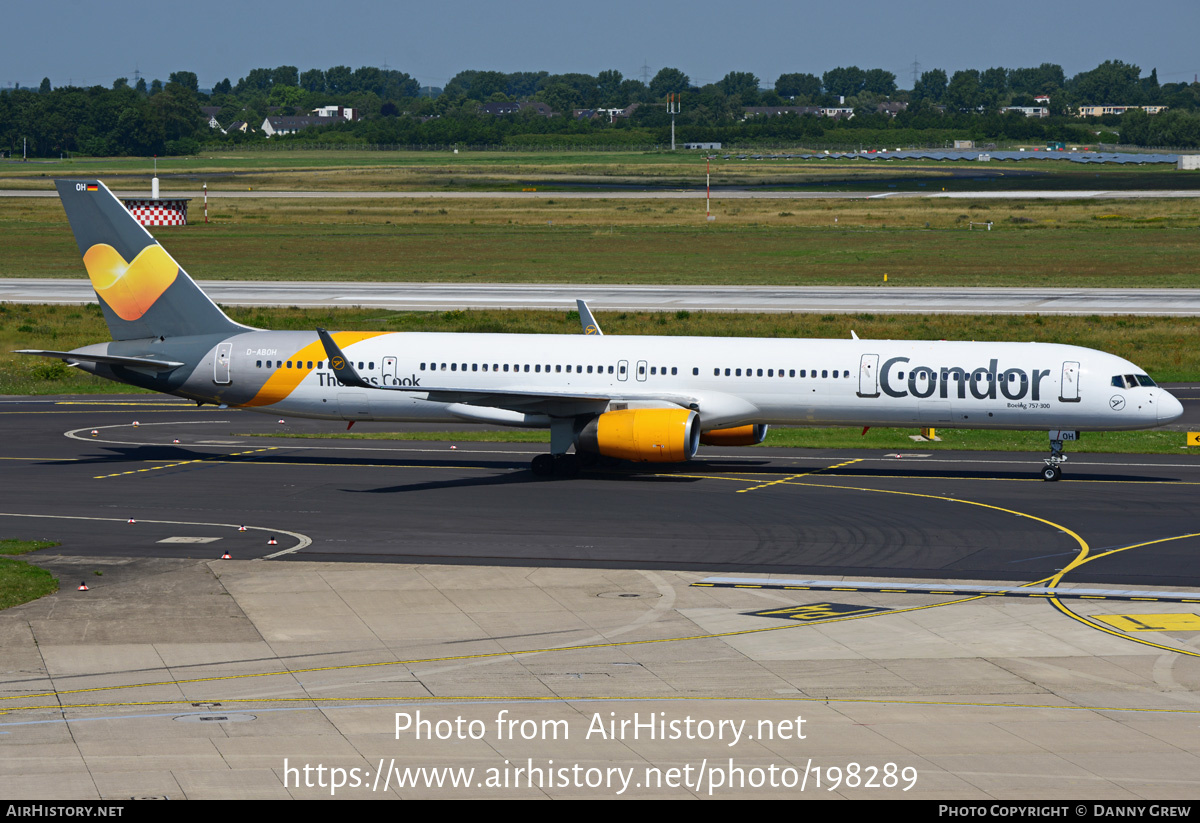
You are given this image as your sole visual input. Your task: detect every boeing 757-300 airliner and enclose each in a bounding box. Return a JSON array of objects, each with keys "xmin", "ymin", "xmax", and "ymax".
[{"xmin": 16, "ymin": 179, "xmax": 1184, "ymax": 479}]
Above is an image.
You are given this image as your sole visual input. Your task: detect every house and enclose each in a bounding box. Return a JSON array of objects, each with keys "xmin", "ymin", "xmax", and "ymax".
[
  {"xmin": 1075, "ymin": 105, "xmax": 1168, "ymax": 117},
  {"xmin": 820, "ymin": 106, "xmax": 855, "ymax": 119},
  {"xmin": 261, "ymin": 115, "xmax": 344, "ymax": 137},
  {"xmin": 876, "ymin": 101, "xmax": 908, "ymax": 117},
  {"xmin": 311, "ymin": 105, "xmax": 358, "ymax": 121},
  {"xmin": 1001, "ymin": 106, "xmax": 1049, "ymax": 118},
  {"xmin": 200, "ymin": 106, "xmax": 223, "ymax": 130}
]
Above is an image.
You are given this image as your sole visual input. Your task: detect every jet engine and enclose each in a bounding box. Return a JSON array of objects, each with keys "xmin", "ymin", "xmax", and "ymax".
[
  {"xmin": 576, "ymin": 408, "xmax": 700, "ymax": 463},
  {"xmin": 699, "ymin": 424, "xmax": 769, "ymax": 447}
]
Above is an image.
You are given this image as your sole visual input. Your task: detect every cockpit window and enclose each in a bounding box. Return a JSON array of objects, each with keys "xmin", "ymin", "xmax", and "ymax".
[{"xmin": 1113, "ymin": 374, "xmax": 1158, "ymax": 388}]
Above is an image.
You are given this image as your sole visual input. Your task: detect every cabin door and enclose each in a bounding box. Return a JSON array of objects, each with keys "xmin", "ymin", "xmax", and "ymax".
[
  {"xmin": 857, "ymin": 353, "xmax": 879, "ymax": 398},
  {"xmin": 1059, "ymin": 361, "xmax": 1081, "ymax": 402},
  {"xmin": 214, "ymin": 342, "xmax": 232, "ymax": 385}
]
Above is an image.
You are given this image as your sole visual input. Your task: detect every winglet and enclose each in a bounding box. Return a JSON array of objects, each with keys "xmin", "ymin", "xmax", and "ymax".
[
  {"xmin": 576, "ymin": 299, "xmax": 604, "ymax": 336},
  {"xmin": 316, "ymin": 328, "xmax": 370, "ymax": 388}
]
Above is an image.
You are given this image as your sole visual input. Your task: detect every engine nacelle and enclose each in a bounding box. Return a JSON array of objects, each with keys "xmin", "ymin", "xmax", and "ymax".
[
  {"xmin": 700, "ymin": 424, "xmax": 769, "ymax": 447},
  {"xmin": 577, "ymin": 408, "xmax": 700, "ymax": 463}
]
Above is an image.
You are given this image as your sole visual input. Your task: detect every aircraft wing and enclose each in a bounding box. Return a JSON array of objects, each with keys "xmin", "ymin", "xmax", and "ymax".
[
  {"xmin": 13, "ymin": 350, "xmax": 185, "ymax": 371},
  {"xmin": 315, "ymin": 328, "xmax": 695, "ymax": 416}
]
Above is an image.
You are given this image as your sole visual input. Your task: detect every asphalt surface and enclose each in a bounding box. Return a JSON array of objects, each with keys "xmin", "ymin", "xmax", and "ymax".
[
  {"xmin": 9, "ymin": 280, "xmax": 1200, "ymax": 316},
  {"xmin": 3, "ymin": 395, "xmax": 1198, "ymax": 586}
]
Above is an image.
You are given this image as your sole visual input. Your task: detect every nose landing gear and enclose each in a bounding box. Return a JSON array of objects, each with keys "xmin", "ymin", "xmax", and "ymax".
[{"xmin": 1041, "ymin": 430, "xmax": 1078, "ymax": 481}]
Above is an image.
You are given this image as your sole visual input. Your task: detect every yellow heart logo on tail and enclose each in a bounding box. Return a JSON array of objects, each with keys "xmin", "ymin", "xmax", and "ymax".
[{"xmin": 82, "ymin": 243, "xmax": 178, "ymax": 321}]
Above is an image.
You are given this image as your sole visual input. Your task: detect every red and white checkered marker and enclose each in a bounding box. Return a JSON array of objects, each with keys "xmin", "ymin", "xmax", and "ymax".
[
  {"xmin": 132, "ymin": 421, "xmax": 139, "ymax": 427},
  {"xmin": 172, "ymin": 439, "xmax": 180, "ymax": 444},
  {"xmin": 237, "ymin": 525, "xmax": 247, "ymax": 531},
  {"xmin": 90, "ymin": 430, "xmax": 98, "ymax": 436},
  {"xmin": 122, "ymin": 198, "xmax": 189, "ymax": 226},
  {"xmin": 267, "ymin": 536, "xmax": 278, "ymax": 545},
  {"xmin": 277, "ymin": 419, "xmax": 285, "ymax": 424},
  {"xmin": 221, "ymin": 552, "xmax": 232, "ymax": 559},
  {"xmin": 127, "ymin": 518, "xmax": 136, "ymax": 524},
  {"xmin": 77, "ymin": 582, "xmax": 89, "ymax": 591}
]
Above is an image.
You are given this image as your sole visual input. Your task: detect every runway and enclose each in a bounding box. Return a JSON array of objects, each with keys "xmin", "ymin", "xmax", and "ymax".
[
  {"xmin": 8, "ymin": 279, "xmax": 1200, "ymax": 316},
  {"xmin": 3, "ymin": 396, "xmax": 1200, "ymax": 798}
]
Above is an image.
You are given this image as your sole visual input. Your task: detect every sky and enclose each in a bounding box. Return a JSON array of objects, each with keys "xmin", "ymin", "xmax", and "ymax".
[{"xmin": 4, "ymin": 0, "xmax": 1198, "ymax": 92}]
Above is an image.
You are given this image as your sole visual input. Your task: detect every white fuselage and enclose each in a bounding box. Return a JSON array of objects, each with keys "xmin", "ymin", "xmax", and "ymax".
[{"xmin": 214, "ymin": 331, "xmax": 1181, "ymax": 432}]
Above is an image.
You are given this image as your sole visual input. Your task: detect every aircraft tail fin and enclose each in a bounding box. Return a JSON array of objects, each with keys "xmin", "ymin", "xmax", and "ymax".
[{"xmin": 54, "ymin": 179, "xmax": 246, "ymax": 341}]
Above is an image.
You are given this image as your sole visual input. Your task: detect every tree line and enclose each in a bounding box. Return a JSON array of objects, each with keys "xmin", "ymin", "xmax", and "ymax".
[{"xmin": 3, "ymin": 60, "xmax": 1199, "ymax": 158}]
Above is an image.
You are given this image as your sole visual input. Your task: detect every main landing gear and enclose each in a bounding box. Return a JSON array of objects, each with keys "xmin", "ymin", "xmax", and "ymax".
[
  {"xmin": 530, "ymin": 418, "xmax": 592, "ymax": 478},
  {"xmin": 531, "ymin": 453, "xmax": 580, "ymax": 478}
]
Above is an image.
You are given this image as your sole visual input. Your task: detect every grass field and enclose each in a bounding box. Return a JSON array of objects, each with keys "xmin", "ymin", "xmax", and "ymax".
[
  {"xmin": 2, "ymin": 303, "xmax": 1198, "ymax": 396},
  {"xmin": 0, "ymin": 539, "xmax": 58, "ymax": 611},
  {"xmin": 3, "ymin": 194, "xmax": 1199, "ymax": 287},
  {"xmin": 2, "ymin": 148, "xmax": 1198, "ymax": 192}
]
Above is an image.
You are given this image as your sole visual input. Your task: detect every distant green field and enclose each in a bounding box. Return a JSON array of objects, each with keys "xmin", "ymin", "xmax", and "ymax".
[
  {"xmin": 3, "ymin": 194, "xmax": 1199, "ymax": 287},
  {"xmin": 1, "ymin": 147, "xmax": 1196, "ymax": 192}
]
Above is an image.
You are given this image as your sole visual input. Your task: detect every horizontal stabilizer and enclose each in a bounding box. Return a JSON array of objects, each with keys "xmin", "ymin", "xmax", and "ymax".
[{"xmin": 13, "ymin": 349, "xmax": 185, "ymax": 371}]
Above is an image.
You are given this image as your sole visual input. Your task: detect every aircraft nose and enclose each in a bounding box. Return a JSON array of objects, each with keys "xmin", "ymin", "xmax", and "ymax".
[{"xmin": 1158, "ymin": 390, "xmax": 1184, "ymax": 423}]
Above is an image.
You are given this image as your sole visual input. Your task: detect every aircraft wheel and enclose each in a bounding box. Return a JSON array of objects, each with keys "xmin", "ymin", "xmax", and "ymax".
[
  {"xmin": 531, "ymin": 454, "xmax": 556, "ymax": 477},
  {"xmin": 555, "ymin": 454, "xmax": 580, "ymax": 478},
  {"xmin": 1042, "ymin": 465, "xmax": 1061, "ymax": 482}
]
